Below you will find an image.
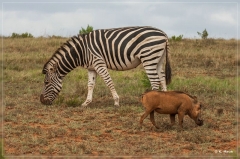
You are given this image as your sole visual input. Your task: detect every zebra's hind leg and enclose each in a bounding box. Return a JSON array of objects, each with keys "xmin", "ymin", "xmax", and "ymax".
[
  {"xmin": 93, "ymin": 62, "xmax": 120, "ymax": 107},
  {"xmin": 142, "ymin": 63, "xmax": 161, "ymax": 90},
  {"xmin": 157, "ymin": 53, "xmax": 167, "ymax": 91},
  {"xmin": 81, "ymin": 70, "xmax": 97, "ymax": 107}
]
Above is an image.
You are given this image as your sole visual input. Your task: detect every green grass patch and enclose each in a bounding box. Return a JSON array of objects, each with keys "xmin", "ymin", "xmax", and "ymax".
[{"xmin": 168, "ymin": 76, "xmax": 236, "ymax": 96}]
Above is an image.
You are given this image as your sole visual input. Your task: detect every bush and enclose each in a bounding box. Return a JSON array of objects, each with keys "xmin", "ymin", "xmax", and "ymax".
[
  {"xmin": 197, "ymin": 29, "xmax": 208, "ymax": 39},
  {"xmin": 171, "ymin": 35, "xmax": 183, "ymax": 41},
  {"xmin": 79, "ymin": 25, "xmax": 93, "ymax": 35},
  {"xmin": 11, "ymin": 32, "xmax": 33, "ymax": 38}
]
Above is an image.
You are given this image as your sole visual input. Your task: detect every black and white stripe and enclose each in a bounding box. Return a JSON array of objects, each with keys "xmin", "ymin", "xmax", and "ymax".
[{"xmin": 40, "ymin": 26, "xmax": 172, "ymax": 106}]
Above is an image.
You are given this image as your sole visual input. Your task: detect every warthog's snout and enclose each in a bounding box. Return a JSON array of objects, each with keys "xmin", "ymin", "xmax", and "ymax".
[
  {"xmin": 40, "ymin": 94, "xmax": 52, "ymax": 105},
  {"xmin": 196, "ymin": 118, "xmax": 204, "ymax": 126}
]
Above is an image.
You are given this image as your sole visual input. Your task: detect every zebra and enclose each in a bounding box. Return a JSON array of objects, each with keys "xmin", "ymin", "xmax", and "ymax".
[{"xmin": 40, "ymin": 26, "xmax": 172, "ymax": 107}]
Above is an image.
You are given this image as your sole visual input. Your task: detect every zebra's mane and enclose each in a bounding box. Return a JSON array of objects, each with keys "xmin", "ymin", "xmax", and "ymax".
[
  {"xmin": 42, "ymin": 36, "xmax": 78, "ymax": 73},
  {"xmin": 77, "ymin": 26, "xmax": 159, "ymax": 36}
]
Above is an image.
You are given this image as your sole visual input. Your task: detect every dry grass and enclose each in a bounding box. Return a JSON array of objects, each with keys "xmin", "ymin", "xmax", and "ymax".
[{"xmin": 2, "ymin": 37, "xmax": 239, "ymax": 158}]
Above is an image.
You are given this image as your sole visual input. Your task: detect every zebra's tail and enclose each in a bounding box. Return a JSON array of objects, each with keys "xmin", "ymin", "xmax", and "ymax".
[{"xmin": 165, "ymin": 39, "xmax": 172, "ymax": 85}]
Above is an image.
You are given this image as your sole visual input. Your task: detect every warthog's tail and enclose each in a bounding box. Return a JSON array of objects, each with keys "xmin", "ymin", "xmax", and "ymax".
[
  {"xmin": 140, "ymin": 89, "xmax": 149, "ymax": 103},
  {"xmin": 140, "ymin": 89, "xmax": 152, "ymax": 103},
  {"xmin": 140, "ymin": 94, "xmax": 144, "ymax": 103},
  {"xmin": 165, "ymin": 39, "xmax": 172, "ymax": 85}
]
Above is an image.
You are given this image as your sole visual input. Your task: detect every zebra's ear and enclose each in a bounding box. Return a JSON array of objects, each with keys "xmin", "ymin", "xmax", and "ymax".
[{"xmin": 42, "ymin": 69, "xmax": 47, "ymax": 74}]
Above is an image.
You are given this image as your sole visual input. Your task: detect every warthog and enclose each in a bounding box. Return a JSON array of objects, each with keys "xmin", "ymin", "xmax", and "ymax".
[{"xmin": 140, "ymin": 90, "xmax": 203, "ymax": 129}]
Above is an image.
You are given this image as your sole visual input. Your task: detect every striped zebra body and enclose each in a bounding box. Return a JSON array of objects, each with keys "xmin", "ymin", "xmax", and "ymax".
[{"xmin": 40, "ymin": 26, "xmax": 172, "ymax": 107}]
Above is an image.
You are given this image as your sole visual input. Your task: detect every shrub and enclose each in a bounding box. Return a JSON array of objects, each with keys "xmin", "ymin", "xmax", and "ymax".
[
  {"xmin": 171, "ymin": 35, "xmax": 183, "ymax": 41},
  {"xmin": 11, "ymin": 32, "xmax": 33, "ymax": 38},
  {"xmin": 197, "ymin": 29, "xmax": 208, "ymax": 39},
  {"xmin": 79, "ymin": 25, "xmax": 93, "ymax": 35}
]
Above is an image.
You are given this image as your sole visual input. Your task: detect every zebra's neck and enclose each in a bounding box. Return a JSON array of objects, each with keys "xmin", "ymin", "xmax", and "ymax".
[{"xmin": 47, "ymin": 35, "xmax": 90, "ymax": 77}]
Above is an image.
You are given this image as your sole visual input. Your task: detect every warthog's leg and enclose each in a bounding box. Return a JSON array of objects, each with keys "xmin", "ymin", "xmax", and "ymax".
[
  {"xmin": 140, "ymin": 109, "xmax": 152, "ymax": 127},
  {"xmin": 178, "ymin": 112, "xmax": 184, "ymax": 129},
  {"xmin": 150, "ymin": 111, "xmax": 159, "ymax": 129},
  {"xmin": 170, "ymin": 114, "xmax": 176, "ymax": 126}
]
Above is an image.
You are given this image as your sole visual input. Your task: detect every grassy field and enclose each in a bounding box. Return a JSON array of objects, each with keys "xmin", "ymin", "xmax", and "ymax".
[{"xmin": 2, "ymin": 37, "xmax": 239, "ymax": 158}]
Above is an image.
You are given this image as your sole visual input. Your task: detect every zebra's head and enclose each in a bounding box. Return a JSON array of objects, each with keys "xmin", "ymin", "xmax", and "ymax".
[{"xmin": 40, "ymin": 62, "xmax": 63, "ymax": 105}]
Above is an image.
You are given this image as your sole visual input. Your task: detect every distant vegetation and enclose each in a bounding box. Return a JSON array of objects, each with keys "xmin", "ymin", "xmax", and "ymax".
[
  {"xmin": 197, "ymin": 29, "xmax": 208, "ymax": 39},
  {"xmin": 170, "ymin": 35, "xmax": 183, "ymax": 41},
  {"xmin": 11, "ymin": 32, "xmax": 33, "ymax": 38},
  {"xmin": 170, "ymin": 29, "xmax": 209, "ymax": 41},
  {"xmin": 8, "ymin": 25, "xmax": 94, "ymax": 38},
  {"xmin": 8, "ymin": 28, "xmax": 211, "ymax": 41},
  {"xmin": 79, "ymin": 25, "xmax": 93, "ymax": 35}
]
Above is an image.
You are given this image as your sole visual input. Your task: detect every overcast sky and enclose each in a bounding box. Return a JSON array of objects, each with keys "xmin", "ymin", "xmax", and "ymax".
[{"xmin": 1, "ymin": 0, "xmax": 239, "ymax": 39}]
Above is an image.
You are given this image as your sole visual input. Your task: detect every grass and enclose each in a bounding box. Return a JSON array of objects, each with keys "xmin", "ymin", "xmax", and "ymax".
[{"xmin": 2, "ymin": 37, "xmax": 239, "ymax": 157}]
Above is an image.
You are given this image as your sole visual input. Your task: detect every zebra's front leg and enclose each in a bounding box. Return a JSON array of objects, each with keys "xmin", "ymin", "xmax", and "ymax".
[
  {"xmin": 94, "ymin": 64, "xmax": 119, "ymax": 107},
  {"xmin": 81, "ymin": 70, "xmax": 97, "ymax": 107}
]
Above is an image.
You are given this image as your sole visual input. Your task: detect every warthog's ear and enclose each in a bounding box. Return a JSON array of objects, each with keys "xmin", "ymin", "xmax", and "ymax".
[
  {"xmin": 193, "ymin": 96, "xmax": 198, "ymax": 104},
  {"xmin": 193, "ymin": 96, "xmax": 197, "ymax": 100}
]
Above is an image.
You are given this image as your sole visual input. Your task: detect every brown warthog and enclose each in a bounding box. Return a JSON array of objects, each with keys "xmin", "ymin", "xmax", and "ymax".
[{"xmin": 140, "ymin": 90, "xmax": 203, "ymax": 129}]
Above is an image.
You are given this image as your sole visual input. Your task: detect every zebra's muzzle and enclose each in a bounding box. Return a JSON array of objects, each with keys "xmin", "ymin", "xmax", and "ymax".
[{"xmin": 40, "ymin": 94, "xmax": 52, "ymax": 105}]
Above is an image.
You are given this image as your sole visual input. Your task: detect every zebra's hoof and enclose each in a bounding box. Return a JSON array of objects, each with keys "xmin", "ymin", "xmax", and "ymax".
[
  {"xmin": 114, "ymin": 104, "xmax": 120, "ymax": 107},
  {"xmin": 81, "ymin": 103, "xmax": 88, "ymax": 107}
]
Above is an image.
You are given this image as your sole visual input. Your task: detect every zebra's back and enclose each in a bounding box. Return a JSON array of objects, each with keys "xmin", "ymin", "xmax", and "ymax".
[{"xmin": 86, "ymin": 26, "xmax": 169, "ymax": 70}]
